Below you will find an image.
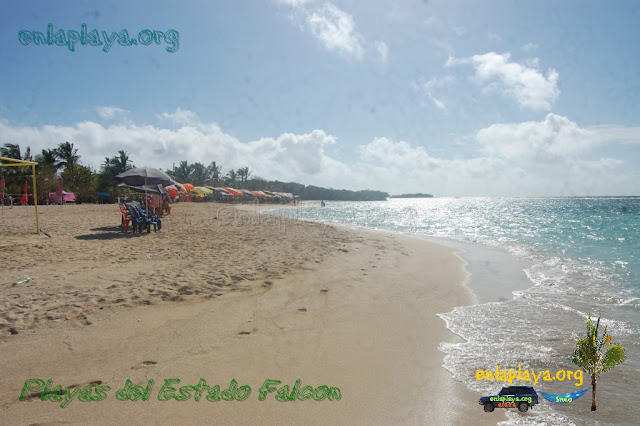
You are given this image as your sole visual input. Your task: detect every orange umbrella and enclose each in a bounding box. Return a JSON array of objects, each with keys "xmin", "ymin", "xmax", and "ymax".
[{"xmin": 182, "ymin": 183, "xmax": 195, "ymax": 191}]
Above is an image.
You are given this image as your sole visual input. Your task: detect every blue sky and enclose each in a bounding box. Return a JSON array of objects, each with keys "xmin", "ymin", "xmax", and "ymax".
[{"xmin": 1, "ymin": 0, "xmax": 639, "ymax": 196}]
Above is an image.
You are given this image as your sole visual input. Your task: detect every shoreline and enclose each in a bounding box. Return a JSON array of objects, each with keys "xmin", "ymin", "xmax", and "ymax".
[{"xmin": 1, "ymin": 203, "xmax": 498, "ymax": 425}]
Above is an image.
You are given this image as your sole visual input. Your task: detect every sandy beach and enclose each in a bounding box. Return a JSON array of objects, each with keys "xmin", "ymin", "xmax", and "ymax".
[{"xmin": 0, "ymin": 203, "xmax": 499, "ymax": 425}]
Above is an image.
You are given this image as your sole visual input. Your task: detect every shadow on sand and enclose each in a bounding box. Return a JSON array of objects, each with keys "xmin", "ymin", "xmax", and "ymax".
[{"xmin": 76, "ymin": 226, "xmax": 151, "ymax": 240}]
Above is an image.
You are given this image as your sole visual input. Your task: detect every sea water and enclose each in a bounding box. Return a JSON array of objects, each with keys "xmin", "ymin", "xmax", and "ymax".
[{"xmin": 271, "ymin": 197, "xmax": 639, "ymax": 425}]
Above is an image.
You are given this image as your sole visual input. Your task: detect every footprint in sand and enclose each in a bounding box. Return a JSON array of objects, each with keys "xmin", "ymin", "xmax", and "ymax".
[
  {"xmin": 320, "ymin": 289, "xmax": 328, "ymax": 293},
  {"xmin": 131, "ymin": 360, "xmax": 158, "ymax": 370},
  {"xmin": 238, "ymin": 331, "xmax": 251, "ymax": 335}
]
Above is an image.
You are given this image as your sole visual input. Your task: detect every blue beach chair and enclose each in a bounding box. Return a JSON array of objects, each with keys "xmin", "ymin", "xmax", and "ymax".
[
  {"xmin": 132, "ymin": 201, "xmax": 162, "ymax": 231},
  {"xmin": 125, "ymin": 203, "xmax": 159, "ymax": 233}
]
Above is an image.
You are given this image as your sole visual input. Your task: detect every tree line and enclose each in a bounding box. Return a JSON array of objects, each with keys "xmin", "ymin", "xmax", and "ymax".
[{"xmin": 1, "ymin": 142, "xmax": 389, "ymax": 203}]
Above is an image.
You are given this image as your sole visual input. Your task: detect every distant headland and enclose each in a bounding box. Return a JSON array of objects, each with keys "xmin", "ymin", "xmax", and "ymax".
[{"xmin": 389, "ymin": 193, "xmax": 433, "ymax": 199}]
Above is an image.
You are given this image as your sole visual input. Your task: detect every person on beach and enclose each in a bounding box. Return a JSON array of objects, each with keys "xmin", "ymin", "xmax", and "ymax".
[
  {"xmin": 162, "ymin": 194, "xmax": 171, "ymax": 216},
  {"xmin": 321, "ymin": 200, "xmax": 325, "ymax": 207},
  {"xmin": 148, "ymin": 193, "xmax": 161, "ymax": 215}
]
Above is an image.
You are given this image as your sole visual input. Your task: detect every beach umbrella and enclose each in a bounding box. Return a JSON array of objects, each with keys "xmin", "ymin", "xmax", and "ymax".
[
  {"xmin": 165, "ymin": 185, "xmax": 179, "ymax": 198},
  {"xmin": 192, "ymin": 186, "xmax": 214, "ymax": 195},
  {"xmin": 114, "ymin": 167, "xmax": 173, "ymax": 187},
  {"xmin": 223, "ymin": 187, "xmax": 243, "ymax": 196},
  {"xmin": 182, "ymin": 183, "xmax": 195, "ymax": 191},
  {"xmin": 170, "ymin": 181, "xmax": 185, "ymax": 192},
  {"xmin": 114, "ymin": 167, "xmax": 173, "ymax": 214},
  {"xmin": 118, "ymin": 183, "xmax": 168, "ymax": 195},
  {"xmin": 20, "ymin": 181, "xmax": 28, "ymax": 205}
]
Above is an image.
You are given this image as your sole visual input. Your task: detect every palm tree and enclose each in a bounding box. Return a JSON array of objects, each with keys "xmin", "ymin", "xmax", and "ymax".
[
  {"xmin": 571, "ymin": 315, "xmax": 626, "ymax": 411},
  {"xmin": 1, "ymin": 144, "xmax": 32, "ymax": 195},
  {"xmin": 226, "ymin": 169, "xmax": 237, "ymax": 186},
  {"xmin": 190, "ymin": 162, "xmax": 208, "ymax": 186},
  {"xmin": 1, "ymin": 143, "xmax": 31, "ymax": 160},
  {"xmin": 112, "ymin": 150, "xmax": 133, "ymax": 174},
  {"xmin": 168, "ymin": 160, "xmax": 193, "ymax": 183},
  {"xmin": 237, "ymin": 166, "xmax": 252, "ymax": 187},
  {"xmin": 56, "ymin": 142, "xmax": 80, "ymax": 192},
  {"xmin": 207, "ymin": 161, "xmax": 222, "ymax": 186},
  {"xmin": 36, "ymin": 149, "xmax": 60, "ymax": 170}
]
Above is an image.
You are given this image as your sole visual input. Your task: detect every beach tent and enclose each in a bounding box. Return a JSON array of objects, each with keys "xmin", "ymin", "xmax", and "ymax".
[
  {"xmin": 95, "ymin": 192, "xmax": 110, "ymax": 203},
  {"xmin": 0, "ymin": 156, "xmax": 39, "ymax": 234}
]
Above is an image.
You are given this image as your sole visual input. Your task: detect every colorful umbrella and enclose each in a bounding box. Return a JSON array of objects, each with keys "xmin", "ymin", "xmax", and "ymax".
[
  {"xmin": 182, "ymin": 183, "xmax": 195, "ymax": 191},
  {"xmin": 223, "ymin": 187, "xmax": 243, "ymax": 196},
  {"xmin": 20, "ymin": 181, "xmax": 28, "ymax": 205},
  {"xmin": 192, "ymin": 186, "xmax": 214, "ymax": 195}
]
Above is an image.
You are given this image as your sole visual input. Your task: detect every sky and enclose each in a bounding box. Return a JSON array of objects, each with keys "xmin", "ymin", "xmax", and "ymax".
[{"xmin": 1, "ymin": 0, "xmax": 640, "ymax": 196}]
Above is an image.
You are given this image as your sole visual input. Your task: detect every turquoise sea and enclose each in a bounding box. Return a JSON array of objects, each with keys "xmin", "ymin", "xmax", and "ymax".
[{"xmin": 271, "ymin": 197, "xmax": 639, "ymax": 425}]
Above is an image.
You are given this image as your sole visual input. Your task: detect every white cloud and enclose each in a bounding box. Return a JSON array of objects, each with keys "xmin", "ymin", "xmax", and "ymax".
[
  {"xmin": 587, "ymin": 125, "xmax": 640, "ymax": 144},
  {"xmin": 276, "ymin": 0, "xmax": 310, "ymax": 5},
  {"xmin": 157, "ymin": 107, "xmax": 200, "ymax": 126},
  {"xmin": 303, "ymin": 3, "xmax": 364, "ymax": 60},
  {"xmin": 94, "ymin": 106, "xmax": 129, "ymax": 120},
  {"xmin": 447, "ymin": 51, "xmax": 559, "ymax": 111},
  {"xmin": 0, "ymin": 112, "xmax": 351, "ymax": 189},
  {"xmin": 522, "ymin": 43, "xmax": 539, "ymax": 51},
  {"xmin": 420, "ymin": 75, "xmax": 455, "ymax": 90},
  {"xmin": 445, "ymin": 55, "xmax": 469, "ymax": 67},
  {"xmin": 413, "ymin": 76, "xmax": 454, "ymax": 110},
  {"xmin": 477, "ymin": 113, "xmax": 599, "ymax": 163},
  {"xmin": 375, "ymin": 40, "xmax": 388, "ymax": 63},
  {"xmin": 1, "ymin": 111, "xmax": 637, "ymax": 196},
  {"xmin": 431, "ymin": 96, "xmax": 446, "ymax": 110},
  {"xmin": 453, "ymin": 26, "xmax": 466, "ymax": 36}
]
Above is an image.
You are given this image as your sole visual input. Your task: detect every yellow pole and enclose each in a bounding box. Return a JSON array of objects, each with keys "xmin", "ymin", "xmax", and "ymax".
[{"xmin": 32, "ymin": 163, "xmax": 39, "ymax": 234}]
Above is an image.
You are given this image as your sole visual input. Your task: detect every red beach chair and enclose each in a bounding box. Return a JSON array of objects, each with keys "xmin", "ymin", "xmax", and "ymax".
[{"xmin": 119, "ymin": 204, "xmax": 132, "ymax": 233}]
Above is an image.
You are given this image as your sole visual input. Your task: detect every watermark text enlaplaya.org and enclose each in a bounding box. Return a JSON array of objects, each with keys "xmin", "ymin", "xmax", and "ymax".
[{"xmin": 18, "ymin": 24, "xmax": 179, "ymax": 53}]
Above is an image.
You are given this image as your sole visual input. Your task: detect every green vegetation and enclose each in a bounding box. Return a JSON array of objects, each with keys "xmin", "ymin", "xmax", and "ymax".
[
  {"xmin": 570, "ymin": 315, "xmax": 626, "ymax": 411},
  {"xmin": 389, "ymin": 193, "xmax": 433, "ymax": 199},
  {"xmin": 1, "ymin": 143, "xmax": 389, "ymax": 203}
]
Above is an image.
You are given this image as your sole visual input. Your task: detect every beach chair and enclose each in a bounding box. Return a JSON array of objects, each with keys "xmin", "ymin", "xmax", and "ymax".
[
  {"xmin": 132, "ymin": 201, "xmax": 162, "ymax": 230},
  {"xmin": 125, "ymin": 203, "xmax": 159, "ymax": 233},
  {"xmin": 119, "ymin": 204, "xmax": 132, "ymax": 233},
  {"xmin": 130, "ymin": 202, "xmax": 162, "ymax": 232}
]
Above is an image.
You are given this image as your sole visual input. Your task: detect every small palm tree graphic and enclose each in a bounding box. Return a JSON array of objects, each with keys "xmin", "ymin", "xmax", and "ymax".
[{"xmin": 570, "ymin": 315, "xmax": 626, "ymax": 411}]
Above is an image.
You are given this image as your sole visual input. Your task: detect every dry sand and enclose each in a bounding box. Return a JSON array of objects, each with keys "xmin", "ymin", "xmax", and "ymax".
[{"xmin": 0, "ymin": 203, "xmax": 499, "ymax": 425}]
